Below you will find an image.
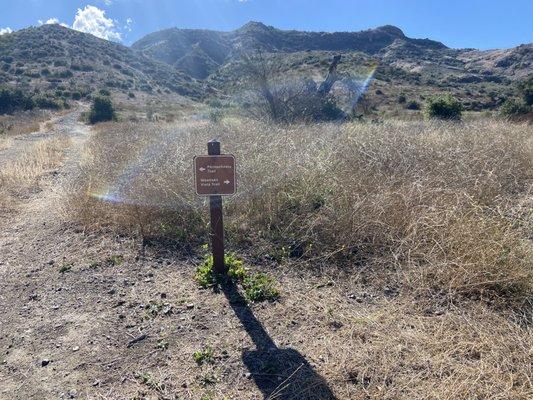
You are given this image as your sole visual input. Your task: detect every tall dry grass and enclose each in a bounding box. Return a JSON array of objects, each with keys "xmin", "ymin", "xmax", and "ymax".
[
  {"xmin": 0, "ymin": 109, "xmax": 50, "ymax": 137},
  {"xmin": 69, "ymin": 118, "xmax": 532, "ymax": 306},
  {"xmin": 0, "ymin": 136, "xmax": 70, "ymax": 213}
]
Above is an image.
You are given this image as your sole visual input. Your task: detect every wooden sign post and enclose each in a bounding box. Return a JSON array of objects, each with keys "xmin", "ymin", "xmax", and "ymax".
[{"xmin": 194, "ymin": 140, "xmax": 236, "ymax": 274}]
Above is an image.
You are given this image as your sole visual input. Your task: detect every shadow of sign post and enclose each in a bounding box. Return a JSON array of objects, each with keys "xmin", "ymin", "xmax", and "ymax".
[{"xmin": 219, "ymin": 281, "xmax": 337, "ymax": 400}]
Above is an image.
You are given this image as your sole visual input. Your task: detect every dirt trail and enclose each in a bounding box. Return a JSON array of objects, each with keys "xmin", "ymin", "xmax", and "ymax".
[{"xmin": 0, "ymin": 110, "xmax": 87, "ymax": 168}]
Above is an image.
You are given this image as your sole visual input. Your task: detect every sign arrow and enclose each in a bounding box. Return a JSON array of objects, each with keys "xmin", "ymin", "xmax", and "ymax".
[
  {"xmin": 199, "ymin": 167, "xmax": 206, "ymax": 172},
  {"xmin": 224, "ymin": 180, "xmax": 230, "ymax": 184}
]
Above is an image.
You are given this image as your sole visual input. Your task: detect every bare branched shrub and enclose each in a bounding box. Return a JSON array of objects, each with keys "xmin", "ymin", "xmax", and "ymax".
[{"xmin": 239, "ymin": 51, "xmax": 345, "ymax": 122}]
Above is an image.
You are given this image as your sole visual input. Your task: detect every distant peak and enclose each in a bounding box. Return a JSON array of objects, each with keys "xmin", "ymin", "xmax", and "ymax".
[
  {"xmin": 239, "ymin": 21, "xmax": 270, "ymax": 31},
  {"xmin": 375, "ymin": 25, "xmax": 405, "ymax": 37}
]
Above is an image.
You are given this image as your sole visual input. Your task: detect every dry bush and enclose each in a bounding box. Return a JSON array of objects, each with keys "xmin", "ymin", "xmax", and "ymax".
[
  {"xmin": 0, "ymin": 136, "xmax": 70, "ymax": 212},
  {"xmin": 67, "ymin": 118, "xmax": 532, "ymax": 306}
]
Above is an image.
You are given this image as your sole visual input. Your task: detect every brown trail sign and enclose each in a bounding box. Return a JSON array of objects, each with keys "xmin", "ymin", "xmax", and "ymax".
[
  {"xmin": 194, "ymin": 140, "xmax": 236, "ymax": 274},
  {"xmin": 194, "ymin": 154, "xmax": 236, "ymax": 196}
]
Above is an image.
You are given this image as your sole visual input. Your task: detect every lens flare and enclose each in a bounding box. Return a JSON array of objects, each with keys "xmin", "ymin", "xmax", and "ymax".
[{"xmin": 87, "ymin": 130, "xmax": 194, "ymax": 210}]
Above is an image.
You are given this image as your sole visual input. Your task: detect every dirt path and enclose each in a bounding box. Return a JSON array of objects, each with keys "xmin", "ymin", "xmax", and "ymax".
[{"xmin": 0, "ymin": 110, "xmax": 87, "ymax": 168}]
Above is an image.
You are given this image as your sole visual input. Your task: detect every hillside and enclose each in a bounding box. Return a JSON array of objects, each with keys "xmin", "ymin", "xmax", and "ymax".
[
  {"xmin": 132, "ymin": 22, "xmax": 448, "ymax": 79},
  {"xmin": 0, "ymin": 24, "xmax": 203, "ymax": 101},
  {"xmin": 132, "ymin": 22, "xmax": 532, "ymax": 112},
  {"xmin": 133, "ymin": 22, "xmax": 531, "ymax": 81}
]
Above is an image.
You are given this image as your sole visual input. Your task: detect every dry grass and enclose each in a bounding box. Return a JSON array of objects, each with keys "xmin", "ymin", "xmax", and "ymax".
[
  {"xmin": 69, "ymin": 118, "xmax": 532, "ymax": 305},
  {"xmin": 0, "ymin": 136, "xmax": 11, "ymax": 151},
  {"xmin": 63, "ymin": 117, "xmax": 532, "ymax": 398},
  {"xmin": 0, "ymin": 109, "xmax": 51, "ymax": 137},
  {"xmin": 0, "ymin": 136, "xmax": 70, "ymax": 213},
  {"xmin": 326, "ymin": 302, "xmax": 532, "ymax": 399}
]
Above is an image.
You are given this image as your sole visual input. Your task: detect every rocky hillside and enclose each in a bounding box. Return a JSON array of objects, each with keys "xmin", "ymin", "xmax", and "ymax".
[
  {"xmin": 0, "ymin": 24, "xmax": 202, "ymax": 101},
  {"xmin": 133, "ymin": 22, "xmax": 531, "ymax": 81},
  {"xmin": 132, "ymin": 22, "xmax": 449, "ymax": 79}
]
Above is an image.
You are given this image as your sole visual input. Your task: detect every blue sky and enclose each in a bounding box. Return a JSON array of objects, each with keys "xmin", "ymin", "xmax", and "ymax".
[{"xmin": 0, "ymin": 0, "xmax": 532, "ymax": 49}]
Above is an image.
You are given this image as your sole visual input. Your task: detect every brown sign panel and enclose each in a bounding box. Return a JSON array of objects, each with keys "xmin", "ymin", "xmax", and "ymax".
[{"xmin": 194, "ymin": 155, "xmax": 236, "ymax": 196}]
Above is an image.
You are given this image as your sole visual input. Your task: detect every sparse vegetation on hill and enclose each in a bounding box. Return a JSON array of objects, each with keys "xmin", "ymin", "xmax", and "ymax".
[
  {"xmin": 0, "ymin": 24, "xmax": 202, "ymax": 104},
  {"xmin": 131, "ymin": 22, "xmax": 532, "ymax": 116}
]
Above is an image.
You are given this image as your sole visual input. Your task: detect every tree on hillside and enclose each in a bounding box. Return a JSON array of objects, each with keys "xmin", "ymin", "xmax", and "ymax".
[
  {"xmin": 500, "ymin": 75, "xmax": 532, "ymax": 120},
  {"xmin": 88, "ymin": 96, "xmax": 116, "ymax": 124},
  {"xmin": 424, "ymin": 94, "xmax": 462, "ymax": 120}
]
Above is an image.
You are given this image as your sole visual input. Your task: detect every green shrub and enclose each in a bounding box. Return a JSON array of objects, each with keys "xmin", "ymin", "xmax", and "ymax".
[
  {"xmin": 242, "ymin": 273, "xmax": 279, "ymax": 302},
  {"xmin": 195, "ymin": 253, "xmax": 247, "ymax": 287},
  {"xmin": 193, "ymin": 346, "xmax": 213, "ymax": 365},
  {"xmin": 398, "ymin": 94, "xmax": 407, "ymax": 104},
  {"xmin": 88, "ymin": 96, "xmax": 116, "ymax": 124},
  {"xmin": 0, "ymin": 88, "xmax": 35, "ymax": 114},
  {"xmin": 34, "ymin": 96, "xmax": 61, "ymax": 110},
  {"xmin": 59, "ymin": 263, "xmax": 73, "ymax": 273},
  {"xmin": 500, "ymin": 98, "xmax": 531, "ymax": 119},
  {"xmin": 406, "ymin": 100, "xmax": 420, "ymax": 110},
  {"xmin": 194, "ymin": 253, "xmax": 278, "ymax": 302},
  {"xmin": 424, "ymin": 94, "xmax": 462, "ymax": 120},
  {"xmin": 518, "ymin": 75, "xmax": 532, "ymax": 106}
]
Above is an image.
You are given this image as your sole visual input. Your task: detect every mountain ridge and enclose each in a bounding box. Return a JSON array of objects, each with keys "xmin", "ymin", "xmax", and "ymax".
[{"xmin": 131, "ymin": 22, "xmax": 531, "ymax": 84}]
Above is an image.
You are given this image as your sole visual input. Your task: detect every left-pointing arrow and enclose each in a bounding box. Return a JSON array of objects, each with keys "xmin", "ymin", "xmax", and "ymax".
[{"xmin": 199, "ymin": 167, "xmax": 206, "ymax": 172}]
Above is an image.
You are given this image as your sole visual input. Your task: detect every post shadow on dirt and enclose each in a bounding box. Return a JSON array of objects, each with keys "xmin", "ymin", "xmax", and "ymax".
[{"xmin": 218, "ymin": 280, "xmax": 337, "ymax": 400}]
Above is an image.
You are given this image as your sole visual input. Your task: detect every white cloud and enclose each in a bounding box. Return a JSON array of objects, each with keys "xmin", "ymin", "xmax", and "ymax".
[
  {"xmin": 72, "ymin": 5, "xmax": 121, "ymax": 41},
  {"xmin": 36, "ymin": 6, "xmax": 129, "ymax": 42},
  {"xmin": 38, "ymin": 18, "xmax": 70, "ymax": 27},
  {"xmin": 103, "ymin": 0, "xmax": 113, "ymax": 5},
  {"xmin": 0, "ymin": 27, "xmax": 13, "ymax": 35},
  {"xmin": 44, "ymin": 18, "xmax": 59, "ymax": 24}
]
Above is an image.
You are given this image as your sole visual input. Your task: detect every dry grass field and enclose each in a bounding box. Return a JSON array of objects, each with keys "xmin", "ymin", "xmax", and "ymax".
[
  {"xmin": 1, "ymin": 112, "xmax": 531, "ymax": 400},
  {"xmin": 55, "ymin": 117, "xmax": 533, "ymax": 398}
]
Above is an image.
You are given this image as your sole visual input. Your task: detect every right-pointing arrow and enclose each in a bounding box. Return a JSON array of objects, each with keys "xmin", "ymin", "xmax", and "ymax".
[{"xmin": 223, "ymin": 180, "xmax": 230, "ymax": 184}]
